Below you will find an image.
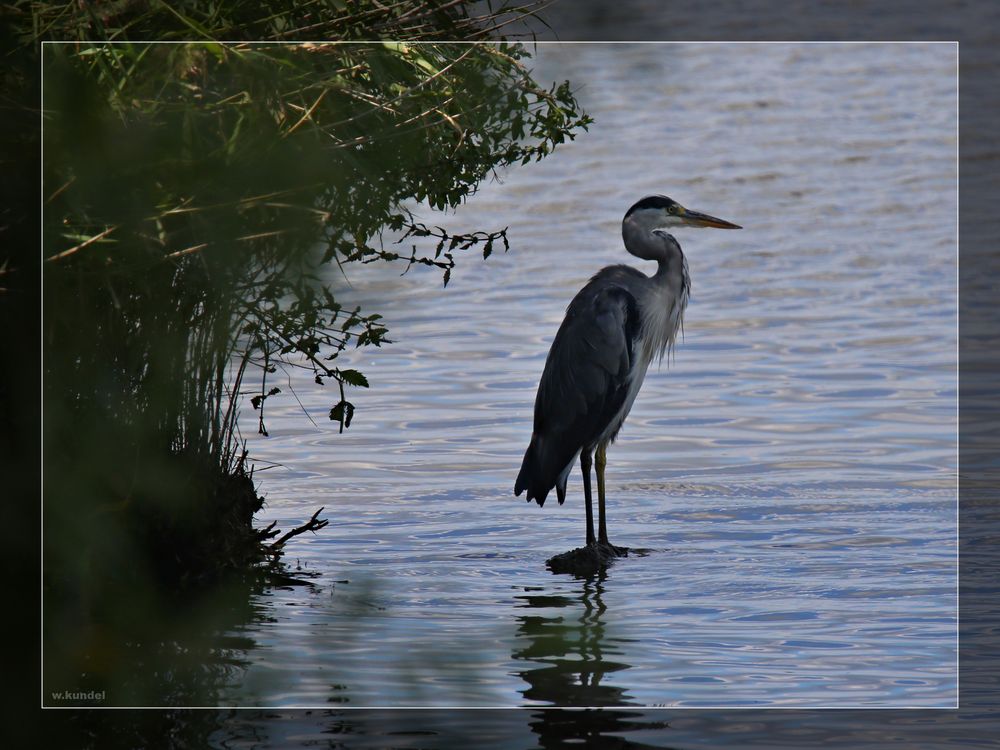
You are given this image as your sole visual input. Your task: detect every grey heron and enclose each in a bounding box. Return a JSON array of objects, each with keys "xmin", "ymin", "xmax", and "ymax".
[{"xmin": 514, "ymin": 195, "xmax": 741, "ymax": 555}]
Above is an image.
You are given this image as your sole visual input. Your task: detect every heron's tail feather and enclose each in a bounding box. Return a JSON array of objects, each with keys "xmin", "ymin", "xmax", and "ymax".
[{"xmin": 514, "ymin": 435, "xmax": 553, "ymax": 507}]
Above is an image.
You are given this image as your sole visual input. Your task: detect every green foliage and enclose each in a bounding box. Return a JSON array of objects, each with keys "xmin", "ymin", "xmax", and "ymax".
[
  {"xmin": 24, "ymin": 0, "xmax": 548, "ymax": 43},
  {"xmin": 41, "ymin": 30, "xmax": 590, "ymax": 598},
  {"xmin": 44, "ymin": 40, "xmax": 590, "ymax": 454},
  {"xmin": 31, "ymin": 0, "xmax": 593, "ymax": 707}
]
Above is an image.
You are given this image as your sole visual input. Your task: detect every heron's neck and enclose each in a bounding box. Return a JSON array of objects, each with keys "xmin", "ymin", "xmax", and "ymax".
[
  {"xmin": 622, "ymin": 220, "xmax": 689, "ymax": 309},
  {"xmin": 622, "ymin": 219, "xmax": 684, "ymax": 274},
  {"xmin": 653, "ymin": 246, "xmax": 686, "ymax": 283}
]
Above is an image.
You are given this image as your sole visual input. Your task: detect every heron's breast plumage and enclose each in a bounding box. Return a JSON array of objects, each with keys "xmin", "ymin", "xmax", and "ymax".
[
  {"xmin": 640, "ymin": 254, "xmax": 689, "ymax": 366},
  {"xmin": 594, "ymin": 258, "xmax": 689, "ymax": 448}
]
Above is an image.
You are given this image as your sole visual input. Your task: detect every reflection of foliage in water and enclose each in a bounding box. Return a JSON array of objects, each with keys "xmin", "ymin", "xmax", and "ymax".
[
  {"xmin": 45, "ymin": 575, "xmax": 263, "ymax": 709},
  {"xmin": 35, "ymin": 1, "xmax": 591, "ymax": 712}
]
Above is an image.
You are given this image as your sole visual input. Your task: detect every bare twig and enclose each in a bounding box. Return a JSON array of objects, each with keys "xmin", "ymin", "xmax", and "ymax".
[
  {"xmin": 46, "ymin": 176, "xmax": 76, "ymax": 204},
  {"xmin": 256, "ymin": 520, "xmax": 280, "ymax": 541},
  {"xmin": 165, "ymin": 242, "xmax": 209, "ymax": 259},
  {"xmin": 283, "ymin": 88, "xmax": 328, "ymax": 137},
  {"xmin": 46, "ymin": 225, "xmax": 117, "ymax": 262},
  {"xmin": 269, "ymin": 507, "xmax": 328, "ymax": 551}
]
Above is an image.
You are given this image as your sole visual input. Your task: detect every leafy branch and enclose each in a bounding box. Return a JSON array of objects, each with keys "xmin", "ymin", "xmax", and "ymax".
[{"xmin": 42, "ymin": 33, "xmax": 591, "ymax": 462}]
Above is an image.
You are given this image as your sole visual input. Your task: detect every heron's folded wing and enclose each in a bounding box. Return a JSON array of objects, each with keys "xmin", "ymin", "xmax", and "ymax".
[{"xmin": 535, "ymin": 283, "xmax": 638, "ymax": 437}]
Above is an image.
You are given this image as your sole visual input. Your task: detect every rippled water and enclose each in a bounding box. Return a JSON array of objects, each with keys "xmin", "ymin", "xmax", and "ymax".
[{"xmin": 223, "ymin": 43, "xmax": 957, "ymax": 709}]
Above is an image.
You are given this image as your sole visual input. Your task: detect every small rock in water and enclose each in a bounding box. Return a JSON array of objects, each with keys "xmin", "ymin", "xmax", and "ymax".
[{"xmin": 546, "ymin": 543, "xmax": 629, "ymax": 576}]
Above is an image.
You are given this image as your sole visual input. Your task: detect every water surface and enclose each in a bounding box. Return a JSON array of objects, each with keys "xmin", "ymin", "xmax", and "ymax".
[{"xmin": 226, "ymin": 42, "xmax": 958, "ymax": 708}]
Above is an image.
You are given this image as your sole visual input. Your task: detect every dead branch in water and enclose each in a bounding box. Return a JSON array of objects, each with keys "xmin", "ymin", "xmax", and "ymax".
[{"xmin": 268, "ymin": 507, "xmax": 328, "ymax": 553}]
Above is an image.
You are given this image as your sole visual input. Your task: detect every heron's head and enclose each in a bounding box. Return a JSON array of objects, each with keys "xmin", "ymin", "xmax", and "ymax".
[{"xmin": 623, "ymin": 195, "xmax": 742, "ymax": 236}]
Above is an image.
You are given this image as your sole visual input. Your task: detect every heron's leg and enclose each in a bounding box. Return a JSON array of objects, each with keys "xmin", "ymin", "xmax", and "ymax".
[
  {"xmin": 596, "ymin": 443, "xmax": 610, "ymax": 546},
  {"xmin": 581, "ymin": 451, "xmax": 596, "ymax": 547}
]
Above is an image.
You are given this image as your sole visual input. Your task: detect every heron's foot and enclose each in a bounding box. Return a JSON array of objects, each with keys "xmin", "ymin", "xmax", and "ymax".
[
  {"xmin": 597, "ymin": 540, "xmax": 628, "ymax": 558},
  {"xmin": 546, "ymin": 541, "xmax": 631, "ymax": 575}
]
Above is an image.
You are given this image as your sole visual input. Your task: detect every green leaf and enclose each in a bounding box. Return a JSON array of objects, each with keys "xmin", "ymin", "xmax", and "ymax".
[{"xmin": 338, "ymin": 369, "xmax": 369, "ymax": 388}]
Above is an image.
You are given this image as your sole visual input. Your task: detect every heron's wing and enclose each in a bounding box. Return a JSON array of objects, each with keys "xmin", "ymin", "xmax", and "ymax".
[
  {"xmin": 515, "ymin": 266, "xmax": 644, "ymax": 505},
  {"xmin": 514, "ymin": 273, "xmax": 640, "ymax": 505},
  {"xmin": 537, "ymin": 280, "xmax": 639, "ymax": 437}
]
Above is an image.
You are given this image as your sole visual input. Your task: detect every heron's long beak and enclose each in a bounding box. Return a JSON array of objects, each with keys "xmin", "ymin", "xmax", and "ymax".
[{"xmin": 680, "ymin": 208, "xmax": 742, "ymax": 229}]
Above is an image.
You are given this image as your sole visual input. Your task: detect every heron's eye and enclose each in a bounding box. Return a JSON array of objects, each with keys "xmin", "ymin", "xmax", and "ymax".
[{"xmin": 667, "ymin": 205, "xmax": 679, "ymax": 214}]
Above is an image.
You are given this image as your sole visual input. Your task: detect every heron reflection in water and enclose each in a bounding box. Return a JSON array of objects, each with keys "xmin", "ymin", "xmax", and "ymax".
[
  {"xmin": 513, "ymin": 569, "xmax": 635, "ymax": 706},
  {"xmin": 515, "ymin": 196, "xmax": 741, "ymax": 562}
]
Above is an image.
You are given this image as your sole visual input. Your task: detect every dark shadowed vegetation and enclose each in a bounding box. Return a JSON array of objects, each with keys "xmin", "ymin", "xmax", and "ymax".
[{"xmin": 27, "ymin": 0, "xmax": 591, "ymax": 706}]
